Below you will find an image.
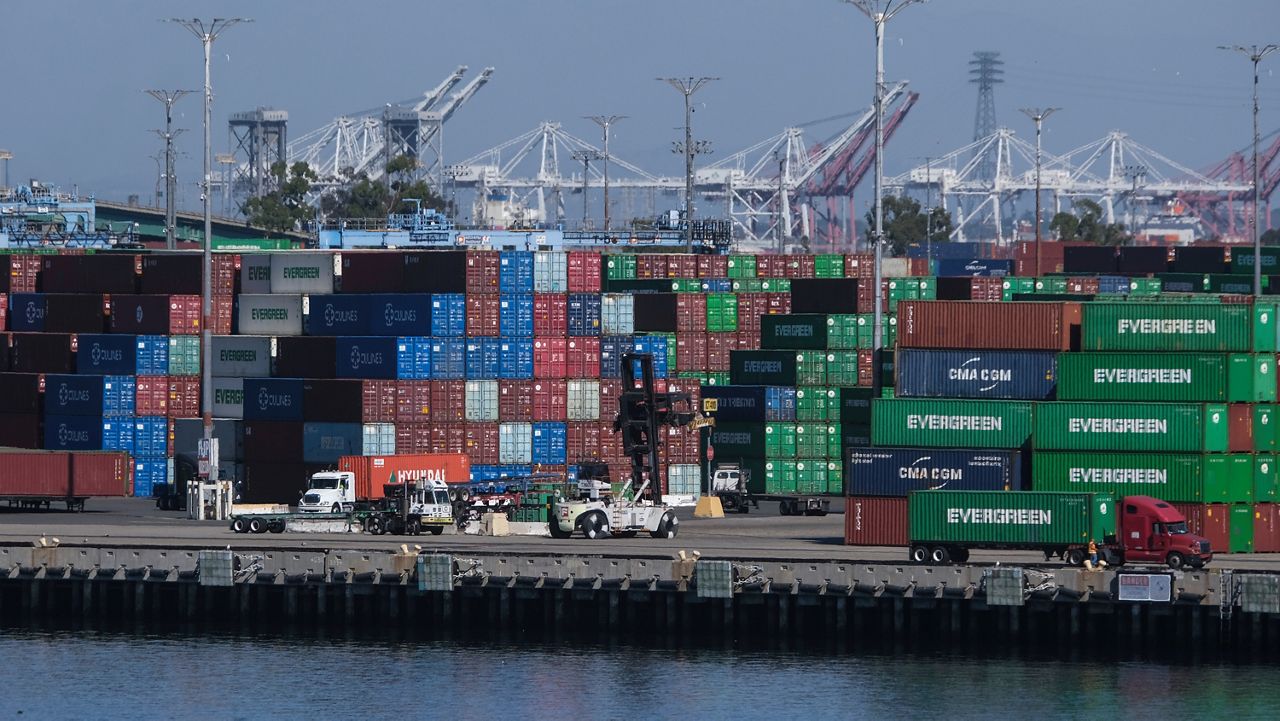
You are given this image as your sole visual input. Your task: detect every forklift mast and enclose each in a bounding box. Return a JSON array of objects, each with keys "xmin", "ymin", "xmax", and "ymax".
[{"xmin": 615, "ymin": 353, "xmax": 695, "ymax": 501}]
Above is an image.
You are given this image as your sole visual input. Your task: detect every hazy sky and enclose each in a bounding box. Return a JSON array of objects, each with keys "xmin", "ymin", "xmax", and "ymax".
[{"xmin": 1, "ymin": 0, "xmax": 1277, "ymax": 210}]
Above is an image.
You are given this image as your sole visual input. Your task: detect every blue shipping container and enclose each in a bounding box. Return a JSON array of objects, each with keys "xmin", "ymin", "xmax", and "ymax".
[
  {"xmin": 632, "ymin": 336, "xmax": 669, "ymax": 378},
  {"xmin": 302, "ymin": 422, "xmax": 363, "ymax": 463},
  {"xmin": 936, "ymin": 258, "xmax": 1014, "ymax": 277},
  {"xmin": 102, "ymin": 375, "xmax": 136, "ymax": 417},
  {"xmin": 430, "ymin": 339, "xmax": 466, "ymax": 379},
  {"xmin": 498, "ymin": 340, "xmax": 534, "ymax": 379},
  {"xmin": 44, "ymin": 375, "xmax": 104, "ymax": 417},
  {"xmin": 77, "ymin": 334, "xmax": 138, "ymax": 375},
  {"xmin": 765, "ymin": 386, "xmax": 797, "ymax": 421},
  {"xmin": 101, "ymin": 420, "xmax": 135, "ymax": 454},
  {"xmin": 133, "ymin": 416, "xmax": 169, "ymax": 457},
  {"xmin": 895, "ymin": 349, "xmax": 1057, "ymax": 400},
  {"xmin": 334, "ymin": 336, "xmax": 398, "ymax": 379},
  {"xmin": 845, "ymin": 448, "xmax": 1023, "ymax": 496},
  {"xmin": 702, "ymin": 279, "xmax": 733, "ymax": 293},
  {"xmin": 599, "ymin": 336, "xmax": 630, "ymax": 379},
  {"xmin": 396, "ymin": 337, "xmax": 427, "ymax": 379},
  {"xmin": 135, "ymin": 335, "xmax": 170, "ymax": 375},
  {"xmin": 134, "ymin": 458, "xmax": 170, "ymax": 497},
  {"xmin": 906, "ymin": 242, "xmax": 1000, "ymax": 260},
  {"xmin": 567, "ymin": 294, "xmax": 602, "ymax": 337},
  {"xmin": 9, "ymin": 293, "xmax": 46, "ymax": 332},
  {"xmin": 499, "ymin": 294, "xmax": 535, "ymax": 338},
  {"xmin": 306, "ymin": 295, "xmax": 370, "ymax": 336},
  {"xmin": 1097, "ymin": 276, "xmax": 1131, "ymax": 295},
  {"xmin": 431, "ymin": 294, "xmax": 467, "ymax": 337},
  {"xmin": 44, "ymin": 415, "xmax": 105, "ymax": 451},
  {"xmin": 242, "ymin": 378, "xmax": 305, "ymax": 421},
  {"xmin": 499, "ymin": 251, "xmax": 535, "ymax": 293},
  {"xmin": 466, "ymin": 338, "xmax": 501, "ymax": 379},
  {"xmin": 367, "ymin": 294, "xmax": 433, "ymax": 336},
  {"xmin": 532, "ymin": 422, "xmax": 567, "ymax": 465}
]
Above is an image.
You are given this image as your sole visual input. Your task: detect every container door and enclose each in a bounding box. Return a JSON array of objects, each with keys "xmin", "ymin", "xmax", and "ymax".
[{"xmin": 1229, "ymin": 504, "xmax": 1255, "ymax": 553}]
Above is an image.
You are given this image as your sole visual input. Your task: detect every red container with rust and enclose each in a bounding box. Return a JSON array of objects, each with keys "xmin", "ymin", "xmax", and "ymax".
[
  {"xmin": 532, "ymin": 379, "xmax": 568, "ymax": 421},
  {"xmin": 844, "ymin": 496, "xmax": 909, "ymax": 546},
  {"xmin": 755, "ymin": 254, "xmax": 786, "ymax": 278},
  {"xmin": 897, "ymin": 301, "xmax": 1080, "ymax": 351},
  {"xmin": 166, "ymin": 376, "xmax": 201, "ymax": 418},
  {"xmin": 395, "ymin": 423, "xmax": 429, "ymax": 454},
  {"xmin": 212, "ymin": 254, "xmax": 238, "ymax": 295},
  {"xmin": 6, "ymin": 255, "xmax": 41, "ymax": 293},
  {"xmin": 969, "ymin": 277, "xmax": 1004, "ymax": 302},
  {"xmin": 395, "ymin": 380, "xmax": 431, "ymax": 422},
  {"xmin": 466, "ymin": 295, "xmax": 501, "ymax": 337},
  {"xmin": 361, "ymin": 380, "xmax": 398, "ymax": 423},
  {"xmin": 1254, "ymin": 503, "xmax": 1280, "ymax": 553},
  {"xmin": 766, "ymin": 292, "xmax": 791, "ymax": 315},
  {"xmin": 465, "ymin": 251, "xmax": 501, "ymax": 294},
  {"xmin": 845, "ymin": 254, "xmax": 875, "ymax": 279},
  {"xmin": 666, "ymin": 254, "xmax": 697, "ymax": 279},
  {"xmin": 135, "ymin": 376, "xmax": 169, "ymax": 416},
  {"xmin": 735, "ymin": 293, "xmax": 768, "ymax": 334},
  {"xmin": 430, "ymin": 381, "xmax": 466, "ymax": 424},
  {"xmin": 676, "ymin": 332, "xmax": 708, "ymax": 372},
  {"xmin": 786, "ymin": 255, "xmax": 816, "ymax": 279},
  {"xmin": 565, "ymin": 338, "xmax": 599, "ymax": 378},
  {"xmin": 168, "ymin": 295, "xmax": 202, "ymax": 335},
  {"xmin": 429, "ymin": 423, "xmax": 467, "ymax": 454},
  {"xmin": 0, "ymin": 450, "xmax": 71, "ymax": 496},
  {"xmin": 706, "ymin": 332, "xmax": 737, "ymax": 372},
  {"xmin": 533, "ymin": 294, "xmax": 567, "ymax": 337},
  {"xmin": 1171, "ymin": 503, "xmax": 1230, "ymax": 554},
  {"xmin": 70, "ymin": 451, "xmax": 132, "ymax": 496},
  {"xmin": 567, "ymin": 422, "xmax": 603, "ymax": 462},
  {"xmin": 499, "ymin": 380, "xmax": 534, "ymax": 421},
  {"xmin": 534, "ymin": 338, "xmax": 567, "ymax": 379},
  {"xmin": 464, "ymin": 422, "xmax": 500, "ymax": 465},
  {"xmin": 636, "ymin": 254, "xmax": 667, "ymax": 279},
  {"xmin": 567, "ymin": 251, "xmax": 602, "ymax": 293},
  {"xmin": 697, "ymin": 254, "xmax": 728, "ymax": 279},
  {"xmin": 210, "ymin": 296, "xmax": 234, "ymax": 335},
  {"xmin": 676, "ymin": 294, "xmax": 707, "ymax": 332}
]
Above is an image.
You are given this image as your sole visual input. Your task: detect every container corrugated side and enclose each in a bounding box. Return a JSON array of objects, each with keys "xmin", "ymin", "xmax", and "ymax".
[
  {"xmin": 237, "ymin": 294, "xmax": 303, "ymax": 336},
  {"xmin": 0, "ymin": 451, "xmax": 71, "ymax": 496},
  {"xmin": 338, "ymin": 453, "xmax": 471, "ymax": 500},
  {"xmin": 1033, "ymin": 401, "xmax": 1229, "ymax": 452},
  {"xmin": 908, "ymin": 490, "xmax": 1115, "ymax": 546},
  {"xmin": 1079, "ymin": 303, "xmax": 1260, "ymax": 352},
  {"xmin": 1029, "ymin": 451, "xmax": 1209, "ymax": 502},
  {"xmin": 69, "ymin": 452, "xmax": 131, "ymax": 497},
  {"xmin": 1057, "ymin": 352, "xmax": 1273, "ymax": 403},
  {"xmin": 846, "ymin": 448, "xmax": 1022, "ymax": 496},
  {"xmin": 895, "ymin": 349, "xmax": 1057, "ymax": 400},
  {"xmin": 844, "ymin": 496, "xmax": 908, "ymax": 546},
  {"xmin": 897, "ymin": 301, "xmax": 1078, "ymax": 351},
  {"xmin": 870, "ymin": 398, "xmax": 1033, "ymax": 449}
]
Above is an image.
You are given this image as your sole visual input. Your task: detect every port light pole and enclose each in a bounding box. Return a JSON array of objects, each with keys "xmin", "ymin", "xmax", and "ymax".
[
  {"xmin": 570, "ymin": 149, "xmax": 603, "ymax": 228},
  {"xmin": 1019, "ymin": 107, "xmax": 1059, "ymax": 278},
  {"xmin": 1220, "ymin": 44, "xmax": 1277, "ymax": 297},
  {"xmin": 146, "ymin": 89, "xmax": 193, "ymax": 249},
  {"xmin": 586, "ymin": 115, "xmax": 626, "ymax": 231},
  {"xmin": 660, "ymin": 77, "xmax": 717, "ymax": 252}
]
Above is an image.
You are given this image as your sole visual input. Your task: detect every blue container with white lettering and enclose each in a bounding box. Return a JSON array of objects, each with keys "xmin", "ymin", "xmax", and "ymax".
[
  {"xmin": 499, "ymin": 294, "xmax": 535, "ymax": 338},
  {"xmin": 101, "ymin": 419, "xmax": 135, "ymax": 454},
  {"xmin": 567, "ymin": 294, "xmax": 602, "ymax": 337},
  {"xmin": 429, "ymin": 339, "xmax": 466, "ymax": 379},
  {"xmin": 599, "ymin": 336, "xmax": 630, "ymax": 378},
  {"xmin": 632, "ymin": 336, "xmax": 669, "ymax": 378},
  {"xmin": 367, "ymin": 294, "xmax": 432, "ymax": 336},
  {"xmin": 133, "ymin": 416, "xmax": 169, "ymax": 457},
  {"xmin": 702, "ymin": 279, "xmax": 732, "ymax": 293},
  {"xmin": 396, "ymin": 337, "xmax": 426, "ymax": 379},
  {"xmin": 1097, "ymin": 276, "xmax": 1131, "ymax": 295},
  {"xmin": 431, "ymin": 294, "xmax": 467, "ymax": 337},
  {"xmin": 302, "ymin": 422, "xmax": 364, "ymax": 463},
  {"xmin": 846, "ymin": 448, "xmax": 1024, "ymax": 496},
  {"xmin": 936, "ymin": 258, "xmax": 1014, "ymax": 277},
  {"xmin": 470, "ymin": 465, "xmax": 502, "ymax": 482},
  {"xmin": 305, "ymin": 294, "xmax": 370, "ymax": 336},
  {"xmin": 43, "ymin": 415, "xmax": 105, "ymax": 451},
  {"xmin": 102, "ymin": 375, "xmax": 136, "ymax": 417},
  {"xmin": 466, "ymin": 338, "xmax": 500, "ymax": 379},
  {"xmin": 334, "ymin": 336, "xmax": 398, "ymax": 379},
  {"xmin": 134, "ymin": 458, "xmax": 170, "ymax": 497},
  {"xmin": 532, "ymin": 422, "xmax": 567, "ymax": 465},
  {"xmin": 242, "ymin": 378, "xmax": 305, "ymax": 421},
  {"xmin": 43, "ymin": 375, "xmax": 105, "ymax": 417},
  {"xmin": 135, "ymin": 335, "xmax": 170, "ymax": 375},
  {"xmin": 896, "ymin": 349, "xmax": 1058, "ymax": 400},
  {"xmin": 765, "ymin": 386, "xmax": 797, "ymax": 422},
  {"xmin": 499, "ymin": 251, "xmax": 535, "ymax": 293},
  {"xmin": 76, "ymin": 334, "xmax": 138, "ymax": 375},
  {"xmin": 9, "ymin": 293, "xmax": 46, "ymax": 332},
  {"xmin": 498, "ymin": 340, "xmax": 533, "ymax": 379}
]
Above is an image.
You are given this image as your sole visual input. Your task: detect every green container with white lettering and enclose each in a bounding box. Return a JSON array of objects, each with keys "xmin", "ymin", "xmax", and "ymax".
[
  {"xmin": 1030, "ymin": 451, "xmax": 1259, "ymax": 503},
  {"xmin": 908, "ymin": 490, "xmax": 1116, "ymax": 547},
  {"xmin": 870, "ymin": 398, "xmax": 1034, "ymax": 449},
  {"xmin": 1080, "ymin": 303, "xmax": 1275, "ymax": 352},
  {"xmin": 1033, "ymin": 402, "xmax": 1230, "ymax": 452},
  {"xmin": 1056, "ymin": 353, "xmax": 1276, "ymax": 402}
]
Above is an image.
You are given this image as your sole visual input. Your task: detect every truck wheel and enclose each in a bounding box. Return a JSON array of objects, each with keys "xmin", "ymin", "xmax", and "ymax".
[
  {"xmin": 778, "ymin": 499, "xmax": 793, "ymax": 516},
  {"xmin": 1065, "ymin": 549, "xmax": 1085, "ymax": 566},
  {"xmin": 549, "ymin": 520, "xmax": 572, "ymax": 539},
  {"xmin": 1166, "ymin": 552, "xmax": 1186, "ymax": 570},
  {"xmin": 268, "ymin": 521, "xmax": 285, "ymax": 534},
  {"xmin": 331, "ymin": 504, "xmax": 342, "ymax": 514},
  {"xmin": 929, "ymin": 546, "xmax": 952, "ymax": 564},
  {"xmin": 429, "ymin": 525, "xmax": 444, "ymax": 536},
  {"xmin": 368, "ymin": 517, "xmax": 386, "ymax": 535},
  {"xmin": 909, "ymin": 546, "xmax": 928, "ymax": 563},
  {"xmin": 580, "ymin": 512, "xmax": 607, "ymax": 540},
  {"xmin": 248, "ymin": 518, "xmax": 267, "ymax": 534},
  {"xmin": 952, "ymin": 548, "xmax": 970, "ymax": 563},
  {"xmin": 231, "ymin": 518, "xmax": 248, "ymax": 534},
  {"xmin": 650, "ymin": 512, "xmax": 678, "ymax": 539}
]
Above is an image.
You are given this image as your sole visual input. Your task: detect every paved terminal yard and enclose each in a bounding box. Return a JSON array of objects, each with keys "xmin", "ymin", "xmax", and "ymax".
[{"xmin": 4, "ymin": 498, "xmax": 1280, "ymax": 571}]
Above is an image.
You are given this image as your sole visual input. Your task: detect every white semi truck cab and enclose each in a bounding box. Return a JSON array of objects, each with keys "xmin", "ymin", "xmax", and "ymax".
[{"xmin": 298, "ymin": 471, "xmax": 358, "ymax": 513}]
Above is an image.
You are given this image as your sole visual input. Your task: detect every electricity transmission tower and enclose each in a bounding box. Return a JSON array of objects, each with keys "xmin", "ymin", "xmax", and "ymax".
[{"xmin": 970, "ymin": 51, "xmax": 1004, "ymax": 181}]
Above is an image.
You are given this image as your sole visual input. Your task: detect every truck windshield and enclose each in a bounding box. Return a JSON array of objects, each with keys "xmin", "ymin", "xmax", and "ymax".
[
  {"xmin": 1165, "ymin": 521, "xmax": 1189, "ymax": 535},
  {"xmin": 434, "ymin": 491, "xmax": 451, "ymax": 505},
  {"xmin": 310, "ymin": 477, "xmax": 340, "ymax": 490}
]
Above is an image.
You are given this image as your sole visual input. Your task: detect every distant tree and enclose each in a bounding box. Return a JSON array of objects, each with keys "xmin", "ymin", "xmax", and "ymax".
[
  {"xmin": 320, "ymin": 155, "xmax": 448, "ymax": 219},
  {"xmin": 1049, "ymin": 198, "xmax": 1130, "ymax": 246},
  {"xmin": 1261, "ymin": 228, "xmax": 1280, "ymax": 246},
  {"xmin": 241, "ymin": 161, "xmax": 316, "ymax": 234},
  {"xmin": 865, "ymin": 195, "xmax": 954, "ymax": 257}
]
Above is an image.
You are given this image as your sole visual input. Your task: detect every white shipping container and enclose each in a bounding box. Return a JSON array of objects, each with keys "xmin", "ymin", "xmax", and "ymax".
[
  {"xmin": 499, "ymin": 422, "xmax": 532, "ymax": 464},
  {"xmin": 533, "ymin": 251, "xmax": 568, "ymax": 292},
  {"xmin": 668, "ymin": 464, "xmax": 702, "ymax": 496},
  {"xmin": 238, "ymin": 294, "xmax": 303, "ymax": 336},
  {"xmin": 210, "ymin": 335, "xmax": 273, "ymax": 377},
  {"xmin": 881, "ymin": 257, "xmax": 911, "ymax": 277},
  {"xmin": 361, "ymin": 423, "xmax": 396, "ymax": 456},
  {"xmin": 271, "ymin": 253, "xmax": 336, "ymax": 294},
  {"xmin": 239, "ymin": 254, "xmax": 272, "ymax": 294},
  {"xmin": 601, "ymin": 294, "xmax": 634, "ymax": 335},
  {"xmin": 465, "ymin": 380, "xmax": 499, "ymax": 422},
  {"xmin": 566, "ymin": 379, "xmax": 600, "ymax": 421},
  {"xmin": 211, "ymin": 377, "xmax": 245, "ymax": 419}
]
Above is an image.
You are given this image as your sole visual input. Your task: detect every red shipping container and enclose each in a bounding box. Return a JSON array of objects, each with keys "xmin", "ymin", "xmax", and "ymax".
[
  {"xmin": 430, "ymin": 380, "xmax": 466, "ymax": 424},
  {"xmin": 361, "ymin": 380, "xmax": 398, "ymax": 423},
  {"xmin": 666, "ymin": 254, "xmax": 698, "ymax": 279},
  {"xmin": 1229, "ymin": 404, "xmax": 1254, "ymax": 453},
  {"xmin": 676, "ymin": 293, "xmax": 707, "ymax": 332},
  {"xmin": 211, "ymin": 296, "xmax": 234, "ymax": 335},
  {"xmin": 735, "ymin": 293, "xmax": 768, "ymax": 333},
  {"xmin": 498, "ymin": 380, "xmax": 535, "ymax": 421},
  {"xmin": 167, "ymin": 377, "xmax": 200, "ymax": 418},
  {"xmin": 1171, "ymin": 503, "xmax": 1231, "ymax": 554},
  {"xmin": 211, "ymin": 254, "xmax": 238, "ymax": 295},
  {"xmin": 735, "ymin": 329, "xmax": 760, "ymax": 351},
  {"xmin": 464, "ymin": 423, "xmax": 500, "ymax": 465},
  {"xmin": 898, "ymin": 301, "xmax": 1080, "ymax": 351},
  {"xmin": 466, "ymin": 295, "xmax": 501, "ymax": 337},
  {"xmin": 662, "ymin": 426, "xmax": 701, "ymax": 464},
  {"xmin": 567, "ymin": 251, "xmax": 602, "ymax": 293},
  {"xmin": 567, "ymin": 422, "xmax": 603, "ymax": 462},
  {"xmin": 845, "ymin": 496, "xmax": 909, "ymax": 546},
  {"xmin": 766, "ymin": 292, "xmax": 791, "ymax": 315},
  {"xmin": 697, "ymin": 254, "xmax": 729, "ymax": 279},
  {"xmin": 395, "ymin": 380, "xmax": 431, "ymax": 422},
  {"xmin": 1066, "ymin": 277, "xmax": 1100, "ymax": 295},
  {"xmin": 845, "ymin": 253, "xmax": 876, "ymax": 279},
  {"xmin": 1014, "ymin": 241, "xmax": 1066, "ymax": 276},
  {"xmin": 534, "ymin": 338, "xmax": 567, "ymax": 378},
  {"xmin": 169, "ymin": 295, "xmax": 202, "ymax": 335},
  {"xmin": 339, "ymin": 452, "xmax": 471, "ymax": 500},
  {"xmin": 566, "ymin": 337, "xmax": 600, "ymax": 378},
  {"xmin": 0, "ymin": 293, "xmax": 6, "ymax": 331},
  {"xmin": 908, "ymin": 258, "xmax": 931, "ymax": 276},
  {"xmin": 0, "ymin": 451, "xmax": 71, "ymax": 496},
  {"xmin": 969, "ymin": 277, "xmax": 1004, "ymax": 302},
  {"xmin": 1254, "ymin": 503, "xmax": 1280, "ymax": 553},
  {"xmin": 532, "ymin": 379, "xmax": 568, "ymax": 421},
  {"xmin": 135, "ymin": 376, "xmax": 169, "ymax": 416},
  {"xmin": 636, "ymin": 254, "xmax": 667, "ymax": 279},
  {"xmin": 706, "ymin": 332, "xmax": 738, "ymax": 372},
  {"xmin": 756, "ymin": 254, "xmax": 787, "ymax": 278},
  {"xmin": 465, "ymin": 251, "xmax": 501, "ymax": 294},
  {"xmin": 70, "ymin": 452, "xmax": 132, "ymax": 497},
  {"xmin": 786, "ymin": 255, "xmax": 816, "ymax": 279},
  {"xmin": 676, "ymin": 332, "xmax": 708, "ymax": 372},
  {"xmin": 398, "ymin": 424, "xmax": 434, "ymax": 455},
  {"xmin": 533, "ymin": 294, "xmax": 567, "ymax": 337},
  {"xmin": 428, "ymin": 423, "xmax": 467, "ymax": 455},
  {"xmin": 9, "ymin": 255, "xmax": 41, "ymax": 293}
]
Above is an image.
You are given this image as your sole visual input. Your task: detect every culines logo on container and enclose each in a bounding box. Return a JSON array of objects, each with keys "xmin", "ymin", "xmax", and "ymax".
[
  {"xmin": 57, "ymin": 423, "xmax": 89, "ymax": 446},
  {"xmin": 349, "ymin": 346, "xmax": 384, "ymax": 370},
  {"xmin": 58, "ymin": 383, "xmax": 91, "ymax": 406},
  {"xmin": 384, "ymin": 303, "xmax": 416, "ymax": 326},
  {"xmin": 24, "ymin": 301, "xmax": 43, "ymax": 324},
  {"xmin": 257, "ymin": 387, "xmax": 294, "ymax": 410},
  {"xmin": 324, "ymin": 303, "xmax": 359, "ymax": 327},
  {"xmin": 135, "ymin": 304, "xmax": 145, "ymax": 324},
  {"xmin": 90, "ymin": 343, "xmax": 122, "ymax": 366}
]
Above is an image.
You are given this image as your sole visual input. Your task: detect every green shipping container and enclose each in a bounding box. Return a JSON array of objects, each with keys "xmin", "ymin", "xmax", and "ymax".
[
  {"xmin": 1254, "ymin": 405, "xmax": 1277, "ymax": 452},
  {"xmin": 168, "ymin": 336, "xmax": 201, "ymax": 376},
  {"xmin": 871, "ymin": 398, "xmax": 1034, "ymax": 449},
  {"xmin": 795, "ymin": 352, "xmax": 827, "ymax": 385},
  {"xmin": 795, "ymin": 387, "xmax": 838, "ymax": 421},
  {"xmin": 1129, "ymin": 278, "xmax": 1162, "ymax": 296},
  {"xmin": 1033, "ymin": 402, "xmax": 1229, "ymax": 452},
  {"xmin": 729, "ymin": 351, "xmax": 797, "ymax": 386},
  {"xmin": 1030, "ymin": 452, "xmax": 1207, "ymax": 502},
  {"xmin": 670, "ymin": 279, "xmax": 701, "ymax": 293},
  {"xmin": 761, "ymin": 314, "xmax": 829, "ymax": 350},
  {"xmin": 765, "ymin": 460, "xmax": 799, "ymax": 493},
  {"xmin": 705, "ymin": 372, "xmax": 731, "ymax": 386},
  {"xmin": 1056, "ymin": 353, "xmax": 1276, "ymax": 402},
  {"xmin": 839, "ymin": 387, "xmax": 875, "ymax": 425},
  {"xmin": 706, "ymin": 293, "xmax": 739, "ymax": 332},
  {"xmin": 826, "ymin": 314, "xmax": 860, "ymax": 350},
  {"xmin": 908, "ymin": 490, "xmax": 1116, "ymax": 547},
  {"xmin": 815, "ymin": 254, "xmax": 845, "ymax": 278},
  {"xmin": 1231, "ymin": 247, "xmax": 1280, "ymax": 275},
  {"xmin": 606, "ymin": 255, "xmax": 637, "ymax": 280},
  {"xmin": 825, "ymin": 351, "xmax": 860, "ymax": 386},
  {"xmin": 1036, "ymin": 277, "xmax": 1069, "ymax": 294},
  {"xmin": 709, "ymin": 423, "xmax": 767, "ymax": 459},
  {"xmin": 795, "ymin": 423, "xmax": 841, "ymax": 459},
  {"xmin": 765, "ymin": 423, "xmax": 797, "ymax": 458},
  {"xmin": 726, "ymin": 254, "xmax": 757, "ymax": 279},
  {"xmin": 1229, "ymin": 504, "xmax": 1255, "ymax": 553},
  {"xmin": 1257, "ymin": 454, "xmax": 1279, "ymax": 502},
  {"xmin": 1002, "ymin": 277, "xmax": 1036, "ymax": 301},
  {"xmin": 1080, "ymin": 303, "xmax": 1275, "ymax": 352}
]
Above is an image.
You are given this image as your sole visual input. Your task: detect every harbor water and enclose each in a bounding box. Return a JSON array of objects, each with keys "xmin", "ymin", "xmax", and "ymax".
[{"xmin": 1, "ymin": 627, "xmax": 1276, "ymax": 720}]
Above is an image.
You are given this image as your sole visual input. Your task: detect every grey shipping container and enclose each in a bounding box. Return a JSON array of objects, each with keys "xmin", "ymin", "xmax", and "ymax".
[
  {"xmin": 846, "ymin": 448, "xmax": 1023, "ymax": 497},
  {"xmin": 172, "ymin": 418, "xmax": 244, "ymax": 462},
  {"xmin": 212, "ymin": 377, "xmax": 246, "ymax": 419},
  {"xmin": 239, "ymin": 254, "xmax": 273, "ymax": 294},
  {"xmin": 271, "ymin": 254, "xmax": 335, "ymax": 294},
  {"xmin": 210, "ymin": 335, "xmax": 273, "ymax": 378},
  {"xmin": 238, "ymin": 294, "xmax": 303, "ymax": 336},
  {"xmin": 895, "ymin": 349, "xmax": 1058, "ymax": 400}
]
